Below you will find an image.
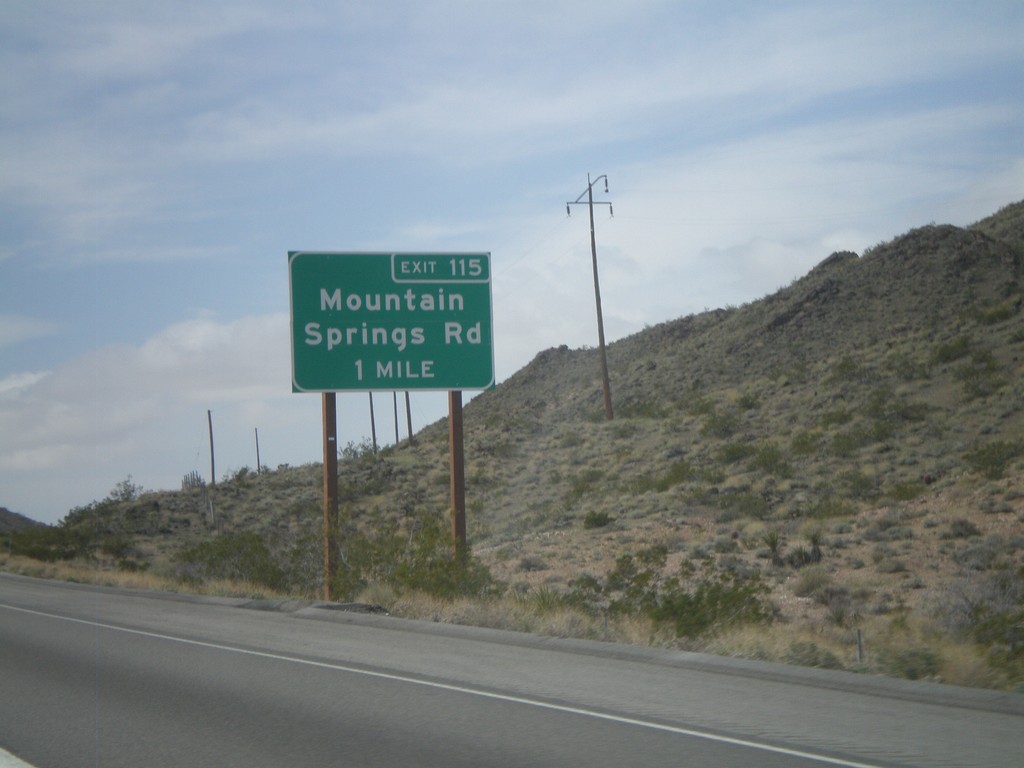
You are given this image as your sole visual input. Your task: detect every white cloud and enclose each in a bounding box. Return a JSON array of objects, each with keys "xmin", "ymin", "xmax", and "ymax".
[
  {"xmin": 0, "ymin": 371, "xmax": 50, "ymax": 400},
  {"xmin": 0, "ymin": 315, "xmax": 61, "ymax": 349}
]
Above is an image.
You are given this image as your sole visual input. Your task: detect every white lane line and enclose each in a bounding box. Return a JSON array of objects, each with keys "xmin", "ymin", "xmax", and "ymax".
[{"xmin": 2, "ymin": 603, "xmax": 884, "ymax": 768}]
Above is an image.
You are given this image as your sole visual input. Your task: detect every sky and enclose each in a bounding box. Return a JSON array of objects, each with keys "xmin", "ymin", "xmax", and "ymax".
[{"xmin": 1, "ymin": 1, "xmax": 1021, "ymax": 525}]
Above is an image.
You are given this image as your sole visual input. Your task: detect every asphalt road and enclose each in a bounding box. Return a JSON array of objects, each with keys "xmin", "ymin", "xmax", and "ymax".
[{"xmin": 1, "ymin": 574, "xmax": 1021, "ymax": 767}]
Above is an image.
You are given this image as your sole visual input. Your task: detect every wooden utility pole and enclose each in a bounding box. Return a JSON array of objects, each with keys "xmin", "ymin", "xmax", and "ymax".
[
  {"xmin": 322, "ymin": 393, "xmax": 339, "ymax": 600},
  {"xmin": 392, "ymin": 392, "xmax": 400, "ymax": 444},
  {"xmin": 368, "ymin": 392, "xmax": 378, "ymax": 453},
  {"xmin": 567, "ymin": 173, "xmax": 614, "ymax": 420},
  {"xmin": 404, "ymin": 392, "xmax": 414, "ymax": 446},
  {"xmin": 254, "ymin": 427, "xmax": 262, "ymax": 475},
  {"xmin": 207, "ymin": 410, "xmax": 216, "ymax": 485},
  {"xmin": 448, "ymin": 391, "xmax": 466, "ymax": 556}
]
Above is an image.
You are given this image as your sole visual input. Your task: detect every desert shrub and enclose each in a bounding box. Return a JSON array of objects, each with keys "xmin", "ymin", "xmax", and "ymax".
[
  {"xmin": 654, "ymin": 460, "xmax": 695, "ymax": 491},
  {"xmin": 955, "ymin": 349, "xmax": 1004, "ymax": 399},
  {"xmin": 761, "ymin": 529, "xmax": 785, "ymax": 567},
  {"xmin": 980, "ymin": 301, "xmax": 1016, "ymax": 325},
  {"xmin": 865, "ymin": 521, "xmax": 913, "ymax": 542},
  {"xmin": 876, "ymin": 646, "xmax": 940, "ymax": 680},
  {"xmin": 9, "ymin": 525, "xmax": 94, "ymax": 562},
  {"xmin": 564, "ymin": 469, "xmax": 605, "ymax": 504},
  {"xmin": 700, "ymin": 407, "xmax": 739, "ymax": 438},
  {"xmin": 785, "ymin": 641, "xmax": 844, "ymax": 670},
  {"xmin": 868, "ymin": 388, "xmax": 931, "ymax": 424},
  {"xmin": 572, "ymin": 546, "xmax": 771, "ymax": 639},
  {"xmin": 830, "ymin": 425, "xmax": 878, "ymax": 457},
  {"xmin": 736, "ymin": 391, "xmax": 760, "ymax": 410},
  {"xmin": 839, "ymin": 469, "xmax": 877, "ymax": 501},
  {"xmin": 617, "ymin": 399, "xmax": 667, "ymax": 419},
  {"xmin": 523, "ymin": 585, "xmax": 567, "ymax": 614},
  {"xmin": 625, "ymin": 460, "xmax": 694, "ymax": 494},
  {"xmin": 108, "ymin": 475, "xmax": 145, "ymax": 502},
  {"xmin": 565, "ymin": 573, "xmax": 604, "ymax": 611},
  {"xmin": 713, "ymin": 536, "xmax": 740, "ymax": 554},
  {"xmin": 965, "ymin": 440, "xmax": 1024, "ymax": 480},
  {"xmin": 582, "ymin": 510, "xmax": 613, "ymax": 529},
  {"xmin": 951, "ymin": 537, "xmax": 1005, "ymax": 571},
  {"xmin": 651, "ymin": 570, "xmax": 771, "ymax": 639},
  {"xmin": 931, "ymin": 335, "xmax": 971, "ymax": 365},
  {"xmin": 749, "ymin": 442, "xmax": 791, "ymax": 477},
  {"xmin": 885, "ymin": 481, "xmax": 926, "ymax": 502},
  {"xmin": 330, "ymin": 511, "xmax": 497, "ymax": 601},
  {"xmin": 176, "ymin": 532, "xmax": 286, "ymax": 591},
  {"xmin": 715, "ymin": 490, "xmax": 771, "ymax": 522},
  {"xmin": 790, "ymin": 430, "xmax": 822, "ymax": 456},
  {"xmin": 829, "ymin": 355, "xmax": 863, "ymax": 382},
  {"xmin": 875, "ymin": 558, "xmax": 907, "ymax": 574},
  {"xmin": 820, "ymin": 408, "xmax": 853, "ymax": 428},
  {"xmin": 826, "ymin": 594, "xmax": 856, "ymax": 626},
  {"xmin": 792, "ymin": 567, "xmax": 831, "ymax": 598},
  {"xmin": 943, "ymin": 519, "xmax": 982, "ymax": 540},
  {"xmin": 719, "ymin": 442, "xmax": 756, "ymax": 463},
  {"xmin": 808, "ymin": 494, "xmax": 855, "ymax": 519},
  {"xmin": 888, "ymin": 351, "xmax": 930, "ymax": 381},
  {"xmin": 517, "ymin": 555, "xmax": 548, "ymax": 572},
  {"xmin": 786, "ymin": 545, "xmax": 815, "ymax": 568}
]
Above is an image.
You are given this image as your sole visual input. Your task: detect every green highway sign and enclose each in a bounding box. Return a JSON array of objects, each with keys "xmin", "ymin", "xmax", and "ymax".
[{"xmin": 289, "ymin": 252, "xmax": 494, "ymax": 392}]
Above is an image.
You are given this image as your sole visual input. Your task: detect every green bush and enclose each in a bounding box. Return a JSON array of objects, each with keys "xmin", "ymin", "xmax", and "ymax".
[
  {"xmin": 9, "ymin": 525, "xmax": 94, "ymax": 562},
  {"xmin": 955, "ymin": 349, "xmax": 1004, "ymax": 399},
  {"xmin": 749, "ymin": 442, "xmax": 791, "ymax": 477},
  {"xmin": 966, "ymin": 440, "xmax": 1024, "ymax": 480},
  {"xmin": 876, "ymin": 646, "xmax": 940, "ymax": 680},
  {"xmin": 564, "ymin": 468, "xmax": 604, "ymax": 504},
  {"xmin": 625, "ymin": 460, "xmax": 694, "ymax": 494},
  {"xmin": 583, "ymin": 510, "xmax": 613, "ymax": 529},
  {"xmin": 719, "ymin": 442, "xmax": 756, "ymax": 463},
  {"xmin": 651, "ymin": 570, "xmax": 771, "ymax": 638},
  {"xmin": 176, "ymin": 532, "xmax": 286, "ymax": 591},
  {"xmin": 931, "ymin": 335, "xmax": 971, "ymax": 365},
  {"xmin": 700, "ymin": 407, "xmax": 739, "ymax": 438},
  {"xmin": 786, "ymin": 641, "xmax": 844, "ymax": 670},
  {"xmin": 790, "ymin": 430, "xmax": 822, "ymax": 456},
  {"xmin": 574, "ymin": 546, "xmax": 771, "ymax": 639},
  {"xmin": 330, "ymin": 511, "xmax": 497, "ymax": 601}
]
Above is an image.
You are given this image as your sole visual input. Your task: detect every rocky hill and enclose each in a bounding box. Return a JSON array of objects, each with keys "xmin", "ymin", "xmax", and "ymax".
[
  {"xmin": 7, "ymin": 200, "xmax": 1024, "ymax": 687},
  {"xmin": 0, "ymin": 507, "xmax": 44, "ymax": 536}
]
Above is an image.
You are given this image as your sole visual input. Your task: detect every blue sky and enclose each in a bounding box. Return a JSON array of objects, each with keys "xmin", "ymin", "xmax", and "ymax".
[{"xmin": 2, "ymin": 1, "xmax": 1021, "ymax": 524}]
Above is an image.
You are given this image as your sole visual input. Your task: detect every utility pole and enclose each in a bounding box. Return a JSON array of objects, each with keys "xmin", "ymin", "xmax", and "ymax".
[
  {"xmin": 207, "ymin": 410, "xmax": 216, "ymax": 484},
  {"xmin": 368, "ymin": 392, "xmax": 378, "ymax": 453},
  {"xmin": 404, "ymin": 392, "xmax": 415, "ymax": 446},
  {"xmin": 392, "ymin": 392, "xmax": 400, "ymax": 445},
  {"xmin": 567, "ymin": 173, "xmax": 614, "ymax": 420}
]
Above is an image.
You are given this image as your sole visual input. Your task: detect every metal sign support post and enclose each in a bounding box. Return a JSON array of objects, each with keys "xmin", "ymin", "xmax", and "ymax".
[
  {"xmin": 448, "ymin": 391, "xmax": 466, "ymax": 557},
  {"xmin": 322, "ymin": 392, "xmax": 339, "ymax": 600}
]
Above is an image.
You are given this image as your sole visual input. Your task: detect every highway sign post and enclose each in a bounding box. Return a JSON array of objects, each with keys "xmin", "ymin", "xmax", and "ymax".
[{"xmin": 289, "ymin": 252, "xmax": 493, "ymax": 597}]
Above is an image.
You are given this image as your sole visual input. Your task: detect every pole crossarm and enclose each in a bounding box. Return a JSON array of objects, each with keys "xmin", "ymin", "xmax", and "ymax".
[{"xmin": 566, "ymin": 174, "xmax": 614, "ymax": 217}]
